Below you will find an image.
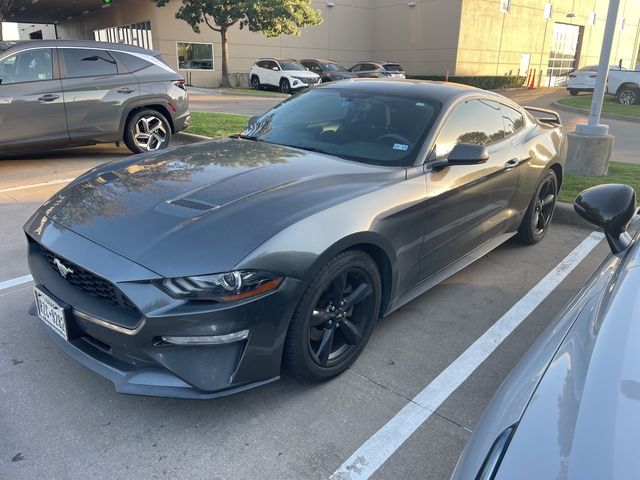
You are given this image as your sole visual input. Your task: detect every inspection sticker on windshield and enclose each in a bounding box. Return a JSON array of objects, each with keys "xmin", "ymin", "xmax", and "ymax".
[{"xmin": 393, "ymin": 143, "xmax": 409, "ymax": 151}]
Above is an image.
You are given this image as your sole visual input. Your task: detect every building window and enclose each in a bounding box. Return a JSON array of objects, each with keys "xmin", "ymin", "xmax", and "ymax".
[
  {"xmin": 177, "ymin": 42, "xmax": 214, "ymax": 70},
  {"xmin": 94, "ymin": 21, "xmax": 153, "ymax": 50}
]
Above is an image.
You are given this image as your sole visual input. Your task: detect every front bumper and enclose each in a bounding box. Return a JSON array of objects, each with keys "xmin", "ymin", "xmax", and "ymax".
[{"xmin": 25, "ymin": 212, "xmax": 307, "ymax": 398}]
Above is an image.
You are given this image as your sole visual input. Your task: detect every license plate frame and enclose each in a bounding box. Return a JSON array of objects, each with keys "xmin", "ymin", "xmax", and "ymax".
[{"xmin": 34, "ymin": 287, "xmax": 68, "ymax": 341}]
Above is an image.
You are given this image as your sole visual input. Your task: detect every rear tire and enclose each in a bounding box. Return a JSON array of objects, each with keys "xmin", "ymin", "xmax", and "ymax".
[
  {"xmin": 617, "ymin": 86, "xmax": 638, "ymax": 105},
  {"xmin": 515, "ymin": 169, "xmax": 558, "ymax": 245},
  {"xmin": 250, "ymin": 75, "xmax": 261, "ymax": 90},
  {"xmin": 284, "ymin": 250, "xmax": 381, "ymax": 382},
  {"xmin": 569, "ymin": 89, "xmax": 578, "ymax": 96},
  {"xmin": 124, "ymin": 109, "xmax": 172, "ymax": 154}
]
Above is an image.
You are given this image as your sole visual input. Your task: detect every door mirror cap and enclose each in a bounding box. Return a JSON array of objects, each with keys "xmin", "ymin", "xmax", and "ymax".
[
  {"xmin": 447, "ymin": 143, "xmax": 490, "ymax": 165},
  {"xmin": 574, "ymin": 184, "xmax": 637, "ymax": 254},
  {"xmin": 272, "ymin": 66, "xmax": 280, "ymax": 71}
]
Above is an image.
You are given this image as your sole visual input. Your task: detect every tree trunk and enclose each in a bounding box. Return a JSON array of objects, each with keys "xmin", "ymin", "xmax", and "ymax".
[{"xmin": 219, "ymin": 27, "xmax": 231, "ymax": 88}]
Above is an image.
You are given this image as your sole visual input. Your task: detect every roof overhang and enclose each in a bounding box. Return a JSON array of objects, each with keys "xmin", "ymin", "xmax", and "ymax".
[{"xmin": 5, "ymin": 0, "xmax": 125, "ymax": 25}]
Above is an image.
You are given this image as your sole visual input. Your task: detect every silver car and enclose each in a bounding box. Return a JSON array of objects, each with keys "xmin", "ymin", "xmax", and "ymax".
[
  {"xmin": 451, "ymin": 183, "xmax": 639, "ymax": 480},
  {"xmin": 0, "ymin": 40, "xmax": 190, "ymax": 154}
]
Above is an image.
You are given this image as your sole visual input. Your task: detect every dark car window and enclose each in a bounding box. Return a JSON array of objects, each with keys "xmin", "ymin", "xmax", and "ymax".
[
  {"xmin": 0, "ymin": 48, "xmax": 53, "ymax": 84},
  {"xmin": 502, "ymin": 104, "xmax": 525, "ymax": 137},
  {"xmin": 383, "ymin": 64, "xmax": 403, "ymax": 72},
  {"xmin": 323, "ymin": 62, "xmax": 347, "ymax": 72},
  {"xmin": 62, "ymin": 48, "xmax": 118, "ymax": 78},
  {"xmin": 363, "ymin": 64, "xmax": 377, "ymax": 71},
  {"xmin": 256, "ymin": 60, "xmax": 268, "ymax": 68},
  {"xmin": 433, "ymin": 99, "xmax": 507, "ymax": 159},
  {"xmin": 279, "ymin": 61, "xmax": 306, "ymax": 71},
  {"xmin": 265, "ymin": 60, "xmax": 278, "ymax": 70},
  {"xmin": 244, "ymin": 88, "xmax": 440, "ymax": 166},
  {"xmin": 350, "ymin": 64, "xmax": 362, "ymax": 72},
  {"xmin": 111, "ymin": 51, "xmax": 151, "ymax": 72}
]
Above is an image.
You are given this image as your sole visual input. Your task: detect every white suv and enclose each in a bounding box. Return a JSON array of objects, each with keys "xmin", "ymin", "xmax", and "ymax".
[{"xmin": 250, "ymin": 58, "xmax": 321, "ymax": 94}]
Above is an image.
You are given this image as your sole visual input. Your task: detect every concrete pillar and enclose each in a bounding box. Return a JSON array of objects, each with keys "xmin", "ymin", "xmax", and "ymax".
[{"xmin": 566, "ymin": 132, "xmax": 615, "ymax": 177}]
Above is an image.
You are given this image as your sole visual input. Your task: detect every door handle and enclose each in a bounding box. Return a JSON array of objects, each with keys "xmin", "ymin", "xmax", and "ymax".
[
  {"xmin": 117, "ymin": 87, "xmax": 135, "ymax": 94},
  {"xmin": 504, "ymin": 158, "xmax": 519, "ymax": 170},
  {"xmin": 38, "ymin": 94, "xmax": 59, "ymax": 102}
]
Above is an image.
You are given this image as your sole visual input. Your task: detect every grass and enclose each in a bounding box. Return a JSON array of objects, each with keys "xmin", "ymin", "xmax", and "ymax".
[
  {"xmin": 186, "ymin": 112, "xmax": 250, "ymax": 138},
  {"xmin": 560, "ymin": 161, "xmax": 640, "ymax": 203},
  {"xmin": 557, "ymin": 94, "xmax": 640, "ymax": 117},
  {"xmin": 219, "ymin": 87, "xmax": 287, "ymax": 97}
]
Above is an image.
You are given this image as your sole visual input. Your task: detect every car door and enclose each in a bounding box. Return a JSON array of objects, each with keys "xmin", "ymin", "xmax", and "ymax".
[
  {"xmin": 0, "ymin": 47, "xmax": 68, "ymax": 150},
  {"xmin": 59, "ymin": 47, "xmax": 139, "ymax": 145},
  {"xmin": 419, "ymin": 98, "xmax": 521, "ymax": 280}
]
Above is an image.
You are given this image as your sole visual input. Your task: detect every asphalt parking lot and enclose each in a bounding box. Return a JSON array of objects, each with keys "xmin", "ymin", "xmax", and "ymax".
[{"xmin": 0, "ymin": 87, "xmax": 624, "ymax": 479}]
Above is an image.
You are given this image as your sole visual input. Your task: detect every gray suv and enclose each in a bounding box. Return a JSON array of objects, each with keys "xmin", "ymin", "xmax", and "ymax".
[{"xmin": 0, "ymin": 40, "xmax": 190, "ymax": 154}]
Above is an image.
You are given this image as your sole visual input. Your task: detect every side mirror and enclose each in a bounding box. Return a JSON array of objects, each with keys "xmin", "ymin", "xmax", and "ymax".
[
  {"xmin": 574, "ymin": 184, "xmax": 637, "ymax": 254},
  {"xmin": 272, "ymin": 66, "xmax": 280, "ymax": 71},
  {"xmin": 447, "ymin": 143, "xmax": 490, "ymax": 165}
]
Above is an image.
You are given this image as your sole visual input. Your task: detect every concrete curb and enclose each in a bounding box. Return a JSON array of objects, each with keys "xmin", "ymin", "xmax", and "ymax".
[
  {"xmin": 175, "ymin": 131, "xmax": 213, "ymax": 143},
  {"xmin": 552, "ymin": 101, "xmax": 640, "ymax": 124},
  {"xmin": 553, "ymin": 201, "xmax": 593, "ymax": 229}
]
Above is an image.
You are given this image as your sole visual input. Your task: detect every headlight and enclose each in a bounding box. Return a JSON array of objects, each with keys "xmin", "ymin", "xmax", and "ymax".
[
  {"xmin": 158, "ymin": 271, "xmax": 283, "ymax": 302},
  {"xmin": 476, "ymin": 424, "xmax": 517, "ymax": 480}
]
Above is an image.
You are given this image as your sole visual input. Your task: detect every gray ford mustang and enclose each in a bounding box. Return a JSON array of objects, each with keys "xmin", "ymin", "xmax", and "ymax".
[{"xmin": 25, "ymin": 80, "xmax": 566, "ymax": 398}]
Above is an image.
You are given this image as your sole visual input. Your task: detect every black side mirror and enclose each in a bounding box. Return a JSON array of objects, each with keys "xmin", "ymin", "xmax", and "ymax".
[
  {"xmin": 574, "ymin": 184, "xmax": 637, "ymax": 254},
  {"xmin": 447, "ymin": 143, "xmax": 490, "ymax": 165}
]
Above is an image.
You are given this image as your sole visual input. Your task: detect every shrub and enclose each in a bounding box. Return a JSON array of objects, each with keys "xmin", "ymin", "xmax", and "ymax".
[{"xmin": 406, "ymin": 75, "xmax": 526, "ymax": 90}]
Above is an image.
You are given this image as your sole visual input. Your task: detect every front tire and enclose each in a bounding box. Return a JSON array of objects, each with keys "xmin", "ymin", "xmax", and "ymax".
[
  {"xmin": 569, "ymin": 89, "xmax": 578, "ymax": 96},
  {"xmin": 280, "ymin": 78, "xmax": 292, "ymax": 94},
  {"xmin": 515, "ymin": 169, "xmax": 558, "ymax": 244},
  {"xmin": 617, "ymin": 86, "xmax": 638, "ymax": 105},
  {"xmin": 124, "ymin": 109, "xmax": 172, "ymax": 154},
  {"xmin": 284, "ymin": 250, "xmax": 381, "ymax": 382}
]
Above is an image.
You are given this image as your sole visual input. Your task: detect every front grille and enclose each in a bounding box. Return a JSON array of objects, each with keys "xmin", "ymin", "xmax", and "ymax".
[{"xmin": 40, "ymin": 246, "xmax": 137, "ymax": 311}]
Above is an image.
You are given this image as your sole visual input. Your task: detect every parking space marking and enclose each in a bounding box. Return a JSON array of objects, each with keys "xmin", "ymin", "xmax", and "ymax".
[
  {"xmin": 331, "ymin": 231, "xmax": 605, "ymax": 480},
  {"xmin": 0, "ymin": 274, "xmax": 33, "ymax": 291},
  {"xmin": 0, "ymin": 178, "xmax": 74, "ymax": 193}
]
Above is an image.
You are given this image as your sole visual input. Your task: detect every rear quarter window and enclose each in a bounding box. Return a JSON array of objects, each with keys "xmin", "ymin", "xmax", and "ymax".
[
  {"xmin": 111, "ymin": 51, "xmax": 152, "ymax": 72},
  {"xmin": 384, "ymin": 64, "xmax": 403, "ymax": 71}
]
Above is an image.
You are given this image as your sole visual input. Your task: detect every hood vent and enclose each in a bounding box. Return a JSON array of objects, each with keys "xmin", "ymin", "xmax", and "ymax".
[{"xmin": 168, "ymin": 198, "xmax": 217, "ymax": 211}]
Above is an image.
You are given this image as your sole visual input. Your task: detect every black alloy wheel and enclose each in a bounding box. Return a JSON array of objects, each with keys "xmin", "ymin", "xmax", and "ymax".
[
  {"xmin": 515, "ymin": 169, "xmax": 558, "ymax": 244},
  {"xmin": 284, "ymin": 250, "xmax": 381, "ymax": 381}
]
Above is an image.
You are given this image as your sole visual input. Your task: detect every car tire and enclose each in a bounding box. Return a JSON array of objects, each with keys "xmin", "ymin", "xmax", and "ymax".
[
  {"xmin": 616, "ymin": 86, "xmax": 638, "ymax": 105},
  {"xmin": 515, "ymin": 169, "xmax": 558, "ymax": 244},
  {"xmin": 124, "ymin": 109, "xmax": 172, "ymax": 154},
  {"xmin": 280, "ymin": 78, "xmax": 292, "ymax": 94},
  {"xmin": 569, "ymin": 89, "xmax": 578, "ymax": 96},
  {"xmin": 250, "ymin": 75, "xmax": 261, "ymax": 90},
  {"xmin": 284, "ymin": 250, "xmax": 381, "ymax": 382}
]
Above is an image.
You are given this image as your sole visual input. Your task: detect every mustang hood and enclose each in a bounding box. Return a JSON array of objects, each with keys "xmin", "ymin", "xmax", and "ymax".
[{"xmin": 38, "ymin": 138, "xmax": 402, "ymax": 278}]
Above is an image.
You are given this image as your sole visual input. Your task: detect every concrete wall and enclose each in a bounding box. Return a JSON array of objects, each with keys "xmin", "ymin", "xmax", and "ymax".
[{"xmin": 17, "ymin": 23, "xmax": 56, "ymax": 40}]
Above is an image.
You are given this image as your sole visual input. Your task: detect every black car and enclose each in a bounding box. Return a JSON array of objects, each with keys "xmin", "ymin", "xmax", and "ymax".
[
  {"xmin": 25, "ymin": 80, "xmax": 565, "ymax": 399},
  {"xmin": 0, "ymin": 40, "xmax": 190, "ymax": 154},
  {"xmin": 299, "ymin": 59, "xmax": 356, "ymax": 82}
]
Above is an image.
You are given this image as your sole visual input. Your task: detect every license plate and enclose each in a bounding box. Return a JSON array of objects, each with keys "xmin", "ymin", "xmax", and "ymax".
[{"xmin": 34, "ymin": 287, "xmax": 68, "ymax": 341}]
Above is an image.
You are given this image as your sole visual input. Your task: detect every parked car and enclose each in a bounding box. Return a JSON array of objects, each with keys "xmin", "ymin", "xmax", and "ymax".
[
  {"xmin": 348, "ymin": 61, "xmax": 406, "ymax": 78},
  {"xmin": 299, "ymin": 58, "xmax": 356, "ymax": 83},
  {"xmin": 249, "ymin": 58, "xmax": 321, "ymax": 94},
  {"xmin": 607, "ymin": 68, "xmax": 640, "ymax": 104},
  {"xmin": 0, "ymin": 40, "xmax": 190, "ymax": 154},
  {"xmin": 566, "ymin": 64, "xmax": 625, "ymax": 95},
  {"xmin": 451, "ymin": 183, "xmax": 639, "ymax": 480},
  {"xmin": 25, "ymin": 79, "xmax": 565, "ymax": 399}
]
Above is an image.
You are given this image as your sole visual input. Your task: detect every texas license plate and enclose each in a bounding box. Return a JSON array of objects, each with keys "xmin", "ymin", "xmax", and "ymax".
[{"xmin": 34, "ymin": 287, "xmax": 68, "ymax": 341}]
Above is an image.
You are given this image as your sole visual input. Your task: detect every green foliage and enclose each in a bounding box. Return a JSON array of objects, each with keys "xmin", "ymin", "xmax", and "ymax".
[
  {"xmin": 151, "ymin": 0, "xmax": 321, "ymax": 35},
  {"xmin": 557, "ymin": 95, "xmax": 640, "ymax": 118},
  {"xmin": 187, "ymin": 112, "xmax": 249, "ymax": 138},
  {"xmin": 560, "ymin": 162, "xmax": 640, "ymax": 203},
  {"xmin": 407, "ymin": 75, "xmax": 526, "ymax": 90}
]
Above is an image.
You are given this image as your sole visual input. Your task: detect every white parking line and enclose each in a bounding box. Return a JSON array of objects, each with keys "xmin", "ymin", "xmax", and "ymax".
[
  {"xmin": 331, "ymin": 231, "xmax": 605, "ymax": 480},
  {"xmin": 0, "ymin": 178, "xmax": 74, "ymax": 193},
  {"xmin": 0, "ymin": 274, "xmax": 34, "ymax": 291}
]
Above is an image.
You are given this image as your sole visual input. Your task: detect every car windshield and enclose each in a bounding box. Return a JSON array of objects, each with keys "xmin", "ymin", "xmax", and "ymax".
[
  {"xmin": 323, "ymin": 62, "xmax": 347, "ymax": 72},
  {"xmin": 243, "ymin": 88, "xmax": 440, "ymax": 166},
  {"xmin": 279, "ymin": 61, "xmax": 306, "ymax": 71}
]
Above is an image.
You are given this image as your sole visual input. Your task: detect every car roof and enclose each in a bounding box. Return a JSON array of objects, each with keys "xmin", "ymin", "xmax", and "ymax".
[
  {"xmin": 3, "ymin": 39, "xmax": 160, "ymax": 56},
  {"xmin": 300, "ymin": 58, "xmax": 341, "ymax": 64},
  {"xmin": 257, "ymin": 57, "xmax": 299, "ymax": 62}
]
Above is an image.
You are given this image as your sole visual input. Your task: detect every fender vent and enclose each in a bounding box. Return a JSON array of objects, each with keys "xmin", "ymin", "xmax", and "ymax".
[{"xmin": 168, "ymin": 198, "xmax": 216, "ymax": 210}]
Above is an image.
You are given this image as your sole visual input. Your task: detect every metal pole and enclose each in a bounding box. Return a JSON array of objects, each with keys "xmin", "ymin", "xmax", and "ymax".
[{"xmin": 576, "ymin": 0, "xmax": 622, "ymax": 135}]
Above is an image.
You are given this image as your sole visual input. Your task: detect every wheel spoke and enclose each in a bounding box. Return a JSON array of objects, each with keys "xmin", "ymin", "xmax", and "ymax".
[
  {"xmin": 537, "ymin": 210, "xmax": 547, "ymax": 229},
  {"xmin": 310, "ymin": 310, "xmax": 331, "ymax": 327},
  {"xmin": 342, "ymin": 283, "xmax": 372, "ymax": 310},
  {"xmin": 315, "ymin": 328, "xmax": 334, "ymax": 366},
  {"xmin": 541, "ymin": 193, "xmax": 555, "ymax": 207},
  {"xmin": 330, "ymin": 271, "xmax": 348, "ymax": 306},
  {"xmin": 533, "ymin": 211, "xmax": 540, "ymax": 228},
  {"xmin": 339, "ymin": 319, "xmax": 362, "ymax": 346}
]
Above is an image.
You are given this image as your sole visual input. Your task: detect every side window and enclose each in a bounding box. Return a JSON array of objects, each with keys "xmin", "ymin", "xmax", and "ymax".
[
  {"xmin": 433, "ymin": 99, "xmax": 507, "ymax": 159},
  {"xmin": 0, "ymin": 48, "xmax": 53, "ymax": 84},
  {"xmin": 502, "ymin": 104, "xmax": 525, "ymax": 136},
  {"xmin": 310, "ymin": 63, "xmax": 322, "ymax": 73},
  {"xmin": 62, "ymin": 49, "xmax": 118, "ymax": 78},
  {"xmin": 270, "ymin": 61, "xmax": 280, "ymax": 70},
  {"xmin": 364, "ymin": 64, "xmax": 376, "ymax": 71},
  {"xmin": 111, "ymin": 51, "xmax": 151, "ymax": 73}
]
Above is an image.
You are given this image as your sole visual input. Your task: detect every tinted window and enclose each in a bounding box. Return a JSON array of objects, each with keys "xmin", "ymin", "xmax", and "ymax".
[
  {"xmin": 112, "ymin": 51, "xmax": 151, "ymax": 72},
  {"xmin": 434, "ymin": 99, "xmax": 506, "ymax": 159},
  {"xmin": 256, "ymin": 60, "xmax": 268, "ymax": 68},
  {"xmin": 0, "ymin": 48, "xmax": 53, "ymax": 84},
  {"xmin": 323, "ymin": 62, "xmax": 347, "ymax": 72},
  {"xmin": 350, "ymin": 64, "xmax": 362, "ymax": 72},
  {"xmin": 244, "ymin": 88, "xmax": 440, "ymax": 166},
  {"xmin": 279, "ymin": 61, "xmax": 306, "ymax": 71},
  {"xmin": 265, "ymin": 61, "xmax": 278, "ymax": 70},
  {"xmin": 502, "ymin": 104, "xmax": 525, "ymax": 136},
  {"xmin": 363, "ymin": 64, "xmax": 377, "ymax": 71},
  {"xmin": 383, "ymin": 64, "xmax": 403, "ymax": 71},
  {"xmin": 62, "ymin": 49, "xmax": 118, "ymax": 77}
]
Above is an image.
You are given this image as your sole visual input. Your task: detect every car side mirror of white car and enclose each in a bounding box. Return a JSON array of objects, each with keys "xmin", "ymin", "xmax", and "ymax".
[
  {"xmin": 574, "ymin": 184, "xmax": 637, "ymax": 254},
  {"xmin": 272, "ymin": 66, "xmax": 280, "ymax": 71}
]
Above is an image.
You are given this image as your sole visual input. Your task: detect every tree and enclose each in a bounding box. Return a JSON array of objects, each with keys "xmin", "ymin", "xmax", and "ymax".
[
  {"xmin": 0, "ymin": 0, "xmax": 14, "ymax": 41},
  {"xmin": 151, "ymin": 0, "xmax": 322, "ymax": 88}
]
